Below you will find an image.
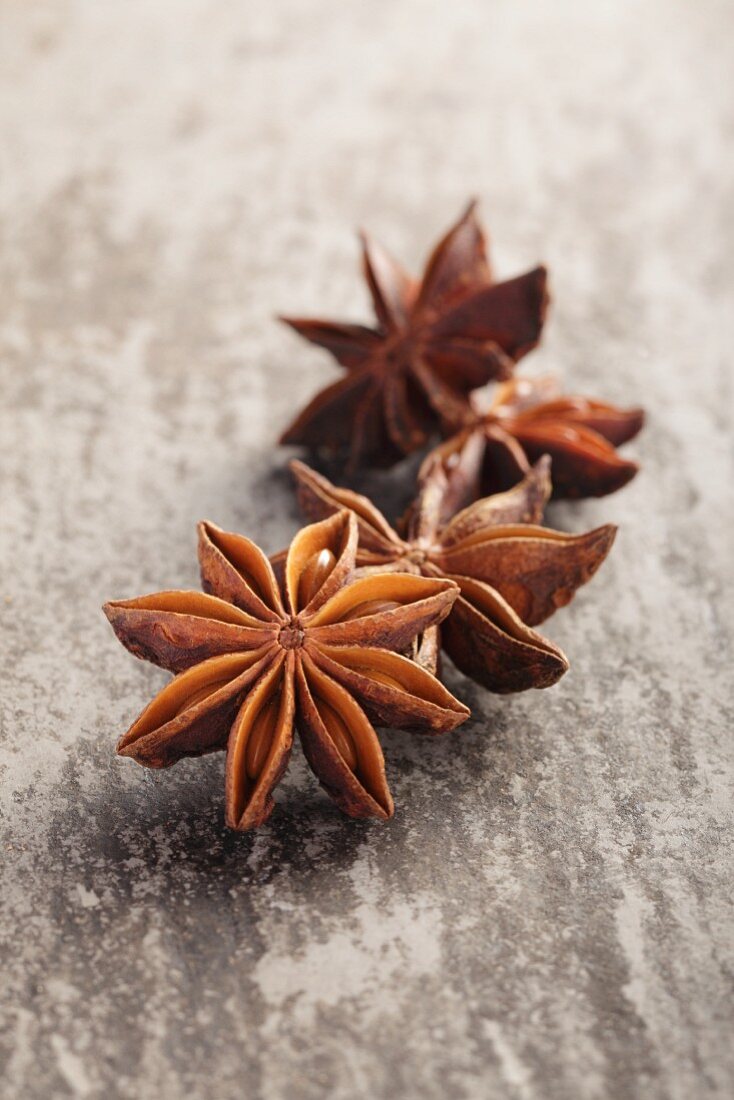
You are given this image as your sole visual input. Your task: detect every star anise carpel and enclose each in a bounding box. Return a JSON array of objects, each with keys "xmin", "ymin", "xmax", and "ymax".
[
  {"xmin": 279, "ymin": 201, "xmax": 549, "ymax": 470},
  {"xmin": 289, "ymin": 453, "xmax": 617, "ymax": 693},
  {"xmin": 427, "ymin": 375, "xmax": 645, "ymax": 501},
  {"xmin": 103, "ymin": 511, "xmax": 468, "ymax": 830}
]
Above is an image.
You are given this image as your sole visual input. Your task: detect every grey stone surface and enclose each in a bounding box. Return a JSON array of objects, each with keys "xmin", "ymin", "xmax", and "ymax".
[{"xmin": 1, "ymin": 2, "xmax": 733, "ymax": 1098}]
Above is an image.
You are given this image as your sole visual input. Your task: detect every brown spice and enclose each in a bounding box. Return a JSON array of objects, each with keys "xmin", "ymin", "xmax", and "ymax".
[
  {"xmin": 103, "ymin": 511, "xmax": 468, "ymax": 829},
  {"xmin": 279, "ymin": 201, "xmax": 548, "ymax": 469},
  {"xmin": 288, "ymin": 453, "xmax": 616, "ymax": 693},
  {"xmin": 427, "ymin": 375, "xmax": 645, "ymax": 501}
]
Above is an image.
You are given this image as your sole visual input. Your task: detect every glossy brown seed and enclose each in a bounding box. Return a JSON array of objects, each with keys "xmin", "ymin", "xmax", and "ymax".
[
  {"xmin": 350, "ymin": 667, "xmax": 406, "ymax": 691},
  {"xmin": 174, "ymin": 678, "xmax": 232, "ymax": 716},
  {"xmin": 341, "ymin": 598, "xmax": 402, "ymax": 621},
  {"xmin": 245, "ymin": 694, "xmax": 281, "ymax": 780},
  {"xmin": 317, "ymin": 697, "xmax": 358, "ymax": 771},
  {"xmin": 298, "ymin": 548, "xmax": 337, "ymax": 608}
]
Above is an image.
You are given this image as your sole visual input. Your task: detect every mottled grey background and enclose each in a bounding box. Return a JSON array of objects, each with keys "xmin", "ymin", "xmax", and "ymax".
[{"xmin": 1, "ymin": 2, "xmax": 732, "ymax": 1098}]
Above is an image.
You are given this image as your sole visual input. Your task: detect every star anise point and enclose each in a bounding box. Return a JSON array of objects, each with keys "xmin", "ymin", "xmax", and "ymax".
[
  {"xmin": 280, "ymin": 203, "xmax": 550, "ymax": 469},
  {"xmin": 105, "ymin": 510, "xmax": 468, "ymax": 829},
  {"xmin": 443, "ymin": 375, "xmax": 644, "ymax": 499},
  {"xmin": 288, "ymin": 449, "xmax": 617, "ymax": 694}
]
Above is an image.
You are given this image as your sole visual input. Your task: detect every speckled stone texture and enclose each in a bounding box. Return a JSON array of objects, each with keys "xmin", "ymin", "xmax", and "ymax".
[{"xmin": 1, "ymin": 2, "xmax": 733, "ymax": 1098}]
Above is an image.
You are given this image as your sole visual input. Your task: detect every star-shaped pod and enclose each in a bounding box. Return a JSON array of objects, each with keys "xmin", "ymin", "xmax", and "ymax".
[
  {"xmin": 103, "ymin": 511, "xmax": 468, "ymax": 829},
  {"xmin": 429, "ymin": 375, "xmax": 645, "ymax": 499},
  {"xmin": 288, "ymin": 455, "xmax": 616, "ymax": 693},
  {"xmin": 280, "ymin": 202, "xmax": 548, "ymax": 469}
]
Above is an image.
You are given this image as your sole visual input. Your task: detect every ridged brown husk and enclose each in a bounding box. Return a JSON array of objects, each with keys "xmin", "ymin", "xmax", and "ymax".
[
  {"xmin": 280, "ymin": 201, "xmax": 548, "ymax": 469},
  {"xmin": 288, "ymin": 449, "xmax": 617, "ymax": 693},
  {"xmin": 425, "ymin": 375, "xmax": 644, "ymax": 501},
  {"xmin": 104, "ymin": 511, "xmax": 469, "ymax": 829}
]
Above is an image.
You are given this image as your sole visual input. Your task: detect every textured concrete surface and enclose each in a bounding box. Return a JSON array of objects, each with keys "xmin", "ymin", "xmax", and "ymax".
[{"xmin": 1, "ymin": 2, "xmax": 733, "ymax": 1098}]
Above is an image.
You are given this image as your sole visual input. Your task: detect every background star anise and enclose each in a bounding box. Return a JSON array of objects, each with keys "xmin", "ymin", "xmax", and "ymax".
[
  {"xmin": 280, "ymin": 201, "xmax": 548, "ymax": 469},
  {"xmin": 288, "ymin": 454, "xmax": 616, "ymax": 693},
  {"xmin": 428, "ymin": 374, "xmax": 645, "ymax": 501},
  {"xmin": 104, "ymin": 511, "xmax": 468, "ymax": 830}
]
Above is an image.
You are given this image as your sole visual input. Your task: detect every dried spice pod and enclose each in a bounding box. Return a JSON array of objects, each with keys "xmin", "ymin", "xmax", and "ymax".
[
  {"xmin": 427, "ymin": 375, "xmax": 644, "ymax": 501},
  {"xmin": 104, "ymin": 511, "xmax": 468, "ymax": 829},
  {"xmin": 280, "ymin": 201, "xmax": 548, "ymax": 470},
  {"xmin": 289, "ymin": 451, "xmax": 616, "ymax": 692}
]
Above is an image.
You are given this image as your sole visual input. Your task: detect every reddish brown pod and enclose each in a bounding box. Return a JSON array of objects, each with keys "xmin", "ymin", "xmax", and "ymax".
[
  {"xmin": 280, "ymin": 201, "xmax": 548, "ymax": 470},
  {"xmin": 428, "ymin": 375, "xmax": 645, "ymax": 501},
  {"xmin": 104, "ymin": 512, "xmax": 468, "ymax": 829},
  {"xmin": 288, "ymin": 452, "xmax": 617, "ymax": 693}
]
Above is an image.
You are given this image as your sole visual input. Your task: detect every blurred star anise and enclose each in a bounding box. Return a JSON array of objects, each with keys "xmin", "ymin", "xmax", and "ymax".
[
  {"xmin": 288, "ymin": 454, "xmax": 616, "ymax": 693},
  {"xmin": 429, "ymin": 375, "xmax": 645, "ymax": 501},
  {"xmin": 280, "ymin": 202, "xmax": 548, "ymax": 469},
  {"xmin": 103, "ymin": 511, "xmax": 468, "ymax": 829}
]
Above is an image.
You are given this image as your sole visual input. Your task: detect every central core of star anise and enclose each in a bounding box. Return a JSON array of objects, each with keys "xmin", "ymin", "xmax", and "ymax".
[
  {"xmin": 278, "ymin": 619, "xmax": 305, "ymax": 650},
  {"xmin": 382, "ymin": 331, "xmax": 419, "ymax": 370}
]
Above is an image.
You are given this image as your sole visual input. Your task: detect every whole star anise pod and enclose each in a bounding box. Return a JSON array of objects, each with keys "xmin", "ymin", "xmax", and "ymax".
[
  {"xmin": 103, "ymin": 511, "xmax": 468, "ymax": 829},
  {"xmin": 279, "ymin": 202, "xmax": 549, "ymax": 469},
  {"xmin": 427, "ymin": 375, "xmax": 645, "ymax": 502},
  {"xmin": 288, "ymin": 455, "xmax": 616, "ymax": 693}
]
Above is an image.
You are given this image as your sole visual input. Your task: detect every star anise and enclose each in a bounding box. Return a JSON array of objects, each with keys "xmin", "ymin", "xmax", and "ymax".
[
  {"xmin": 279, "ymin": 202, "xmax": 549, "ymax": 469},
  {"xmin": 103, "ymin": 511, "xmax": 468, "ymax": 829},
  {"xmin": 427, "ymin": 374, "xmax": 645, "ymax": 501},
  {"xmin": 288, "ymin": 454, "xmax": 616, "ymax": 693}
]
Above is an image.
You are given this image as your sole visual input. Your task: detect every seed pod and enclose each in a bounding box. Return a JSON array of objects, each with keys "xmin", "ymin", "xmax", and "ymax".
[
  {"xmin": 341, "ymin": 599, "xmax": 402, "ymax": 621},
  {"xmin": 174, "ymin": 678, "xmax": 232, "ymax": 716},
  {"xmin": 298, "ymin": 548, "xmax": 337, "ymax": 608},
  {"xmin": 317, "ymin": 697, "xmax": 358, "ymax": 771},
  {"xmin": 350, "ymin": 666, "xmax": 405, "ymax": 691},
  {"xmin": 245, "ymin": 694, "xmax": 281, "ymax": 780},
  {"xmin": 105, "ymin": 509, "xmax": 467, "ymax": 829}
]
